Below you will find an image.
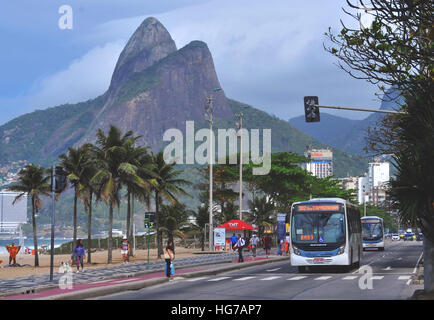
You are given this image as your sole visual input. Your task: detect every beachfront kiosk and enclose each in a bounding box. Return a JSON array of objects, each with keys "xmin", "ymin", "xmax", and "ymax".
[{"xmin": 216, "ymin": 219, "xmax": 257, "ymax": 251}]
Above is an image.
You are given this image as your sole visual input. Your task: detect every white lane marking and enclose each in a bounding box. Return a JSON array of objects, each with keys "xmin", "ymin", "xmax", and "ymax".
[
  {"xmin": 112, "ymin": 278, "xmax": 140, "ymax": 283},
  {"xmin": 266, "ymin": 268, "xmax": 281, "ymax": 272},
  {"xmin": 208, "ymin": 277, "xmax": 231, "ymax": 282},
  {"xmin": 342, "ymin": 276, "xmax": 358, "ymax": 280},
  {"xmin": 382, "ymin": 266, "xmax": 392, "ymax": 271},
  {"xmin": 260, "ymin": 276, "xmax": 281, "ymax": 281},
  {"xmin": 398, "ymin": 275, "xmax": 412, "ymax": 280},
  {"xmin": 397, "ymin": 257, "xmax": 403, "ymax": 260},
  {"xmin": 406, "ymin": 279, "xmax": 412, "ymax": 286},
  {"xmin": 186, "ymin": 277, "xmax": 209, "ymax": 282},
  {"xmin": 413, "ymin": 252, "xmax": 423, "ymax": 274},
  {"xmin": 314, "ymin": 276, "xmax": 332, "ymax": 280},
  {"xmin": 287, "ymin": 276, "xmax": 307, "ymax": 281},
  {"xmin": 234, "ymin": 276, "xmax": 256, "ymax": 281},
  {"xmin": 371, "ymin": 276, "xmax": 384, "ymax": 280}
]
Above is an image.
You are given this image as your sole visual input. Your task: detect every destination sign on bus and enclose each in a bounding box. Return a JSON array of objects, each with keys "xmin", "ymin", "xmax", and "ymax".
[
  {"xmin": 361, "ymin": 219, "xmax": 381, "ymax": 224},
  {"xmin": 295, "ymin": 204, "xmax": 340, "ymax": 212}
]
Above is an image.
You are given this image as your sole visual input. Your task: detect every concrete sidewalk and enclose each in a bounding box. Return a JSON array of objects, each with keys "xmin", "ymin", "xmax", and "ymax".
[{"xmin": 1, "ymin": 250, "xmax": 289, "ymax": 300}]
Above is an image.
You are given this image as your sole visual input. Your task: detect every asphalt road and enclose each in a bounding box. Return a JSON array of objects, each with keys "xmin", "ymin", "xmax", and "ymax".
[{"xmin": 99, "ymin": 240, "xmax": 423, "ymax": 300}]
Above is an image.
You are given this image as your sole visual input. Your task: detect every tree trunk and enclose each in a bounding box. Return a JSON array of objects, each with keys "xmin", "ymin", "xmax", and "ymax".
[
  {"xmin": 155, "ymin": 191, "xmax": 163, "ymax": 258},
  {"xmin": 201, "ymin": 229, "xmax": 205, "ymax": 251},
  {"xmin": 126, "ymin": 191, "xmax": 131, "ymax": 259},
  {"xmin": 32, "ymin": 198, "xmax": 39, "ymax": 267},
  {"xmin": 87, "ymin": 193, "xmax": 93, "ymax": 264},
  {"xmin": 424, "ymin": 236, "xmax": 434, "ymax": 293},
  {"xmin": 73, "ymin": 193, "xmax": 78, "ymax": 250},
  {"xmin": 108, "ymin": 204, "xmax": 113, "ymax": 263}
]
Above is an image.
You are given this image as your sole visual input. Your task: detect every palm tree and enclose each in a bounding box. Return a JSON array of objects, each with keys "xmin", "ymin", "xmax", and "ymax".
[
  {"xmin": 247, "ymin": 196, "xmax": 275, "ymax": 239},
  {"xmin": 119, "ymin": 140, "xmax": 152, "ymax": 258},
  {"xmin": 191, "ymin": 204, "xmax": 210, "ymax": 251},
  {"xmin": 151, "ymin": 151, "xmax": 191, "ymax": 258},
  {"xmin": 159, "ymin": 202, "xmax": 190, "ymax": 246},
  {"xmin": 9, "ymin": 164, "xmax": 50, "ymax": 267},
  {"xmin": 90, "ymin": 126, "xmax": 146, "ymax": 263},
  {"xmin": 59, "ymin": 145, "xmax": 92, "ymax": 248},
  {"xmin": 73, "ymin": 144, "xmax": 98, "ymax": 263}
]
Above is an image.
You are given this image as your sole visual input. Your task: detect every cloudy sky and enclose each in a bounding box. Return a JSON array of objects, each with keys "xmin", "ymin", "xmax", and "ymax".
[{"xmin": 0, "ymin": 0, "xmax": 381, "ymax": 126}]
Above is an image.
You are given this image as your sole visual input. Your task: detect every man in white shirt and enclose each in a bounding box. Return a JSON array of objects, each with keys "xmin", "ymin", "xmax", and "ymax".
[
  {"xmin": 234, "ymin": 234, "xmax": 245, "ymax": 262},
  {"xmin": 250, "ymin": 234, "xmax": 259, "ymax": 257}
]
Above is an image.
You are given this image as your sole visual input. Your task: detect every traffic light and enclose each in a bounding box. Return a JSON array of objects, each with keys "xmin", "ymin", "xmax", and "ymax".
[
  {"xmin": 304, "ymin": 96, "xmax": 320, "ymax": 122},
  {"xmin": 144, "ymin": 212, "xmax": 155, "ymax": 228},
  {"xmin": 53, "ymin": 166, "xmax": 68, "ymax": 193}
]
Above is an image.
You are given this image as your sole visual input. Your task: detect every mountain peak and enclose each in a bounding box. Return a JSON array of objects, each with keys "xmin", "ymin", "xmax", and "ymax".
[{"xmin": 109, "ymin": 17, "xmax": 177, "ymax": 91}]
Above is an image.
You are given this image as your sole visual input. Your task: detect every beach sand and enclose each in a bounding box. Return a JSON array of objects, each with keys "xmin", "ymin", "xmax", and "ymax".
[{"xmin": 0, "ymin": 247, "xmax": 203, "ymax": 280}]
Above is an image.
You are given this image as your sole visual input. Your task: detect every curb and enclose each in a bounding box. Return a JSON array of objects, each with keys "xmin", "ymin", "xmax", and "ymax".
[
  {"xmin": 36, "ymin": 256, "xmax": 290, "ymax": 300},
  {"xmin": 0, "ymin": 256, "xmax": 235, "ymax": 299}
]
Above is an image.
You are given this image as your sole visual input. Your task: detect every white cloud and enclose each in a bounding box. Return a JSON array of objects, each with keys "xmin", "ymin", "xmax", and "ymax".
[
  {"xmin": 27, "ymin": 40, "xmax": 125, "ymax": 109},
  {"xmin": 15, "ymin": 0, "xmax": 377, "ymax": 122}
]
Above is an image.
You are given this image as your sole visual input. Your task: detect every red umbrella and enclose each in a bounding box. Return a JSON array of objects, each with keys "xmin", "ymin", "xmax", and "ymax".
[{"xmin": 217, "ymin": 219, "xmax": 257, "ymax": 231}]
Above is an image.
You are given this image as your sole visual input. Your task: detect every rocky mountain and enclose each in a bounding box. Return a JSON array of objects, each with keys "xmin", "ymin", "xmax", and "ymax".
[
  {"xmin": 288, "ymin": 88, "xmax": 402, "ymax": 155},
  {"xmin": 0, "ymin": 17, "xmax": 367, "ymax": 177}
]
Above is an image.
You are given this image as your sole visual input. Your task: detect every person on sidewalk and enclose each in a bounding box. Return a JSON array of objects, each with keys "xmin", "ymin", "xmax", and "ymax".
[
  {"xmin": 6, "ymin": 243, "xmax": 20, "ymax": 266},
  {"xmin": 72, "ymin": 239, "xmax": 85, "ymax": 273},
  {"xmin": 263, "ymin": 234, "xmax": 272, "ymax": 258},
  {"xmin": 233, "ymin": 234, "xmax": 245, "ymax": 263},
  {"xmin": 164, "ymin": 240, "xmax": 175, "ymax": 279},
  {"xmin": 230, "ymin": 233, "xmax": 238, "ymax": 250},
  {"xmin": 121, "ymin": 236, "xmax": 130, "ymax": 264},
  {"xmin": 249, "ymin": 234, "xmax": 259, "ymax": 258}
]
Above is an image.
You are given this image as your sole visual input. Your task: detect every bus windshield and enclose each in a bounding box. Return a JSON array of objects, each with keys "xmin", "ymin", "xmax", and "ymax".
[
  {"xmin": 291, "ymin": 212, "xmax": 345, "ymax": 244},
  {"xmin": 362, "ymin": 222, "xmax": 383, "ymax": 240}
]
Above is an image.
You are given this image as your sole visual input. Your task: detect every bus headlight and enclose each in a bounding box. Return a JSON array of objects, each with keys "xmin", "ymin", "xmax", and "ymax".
[
  {"xmin": 337, "ymin": 245, "xmax": 345, "ymax": 255},
  {"xmin": 292, "ymin": 244, "xmax": 301, "ymax": 256}
]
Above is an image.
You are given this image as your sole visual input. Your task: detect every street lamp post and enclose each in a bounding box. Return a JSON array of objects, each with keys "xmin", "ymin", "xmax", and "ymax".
[
  {"xmin": 235, "ymin": 106, "xmax": 249, "ymax": 221},
  {"xmin": 204, "ymin": 88, "xmax": 222, "ymax": 251}
]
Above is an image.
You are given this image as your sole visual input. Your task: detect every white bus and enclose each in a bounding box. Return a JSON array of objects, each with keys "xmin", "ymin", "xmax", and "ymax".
[
  {"xmin": 361, "ymin": 216, "xmax": 384, "ymax": 251},
  {"xmin": 290, "ymin": 198, "xmax": 362, "ymax": 273}
]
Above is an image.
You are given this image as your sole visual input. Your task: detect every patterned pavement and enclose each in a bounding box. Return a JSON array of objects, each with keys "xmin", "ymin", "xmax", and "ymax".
[{"xmin": 0, "ymin": 249, "xmax": 277, "ymax": 296}]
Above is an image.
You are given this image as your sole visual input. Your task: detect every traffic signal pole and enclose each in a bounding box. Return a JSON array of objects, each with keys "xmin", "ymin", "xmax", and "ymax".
[
  {"xmin": 312, "ymin": 104, "xmax": 406, "ymax": 115},
  {"xmin": 303, "ymin": 96, "xmax": 407, "ymax": 123}
]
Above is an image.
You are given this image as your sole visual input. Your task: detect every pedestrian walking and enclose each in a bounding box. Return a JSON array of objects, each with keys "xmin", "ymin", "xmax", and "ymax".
[
  {"xmin": 233, "ymin": 234, "xmax": 245, "ymax": 262},
  {"xmin": 72, "ymin": 239, "xmax": 85, "ymax": 273},
  {"xmin": 121, "ymin": 236, "xmax": 130, "ymax": 264},
  {"xmin": 249, "ymin": 234, "xmax": 259, "ymax": 258},
  {"xmin": 230, "ymin": 233, "xmax": 238, "ymax": 250},
  {"xmin": 263, "ymin": 234, "xmax": 272, "ymax": 258},
  {"xmin": 164, "ymin": 240, "xmax": 175, "ymax": 279}
]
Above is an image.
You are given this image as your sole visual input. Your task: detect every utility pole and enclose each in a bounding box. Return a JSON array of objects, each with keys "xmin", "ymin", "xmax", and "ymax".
[
  {"xmin": 204, "ymin": 88, "xmax": 222, "ymax": 251},
  {"xmin": 236, "ymin": 112, "xmax": 244, "ymax": 220},
  {"xmin": 235, "ymin": 106, "xmax": 249, "ymax": 220}
]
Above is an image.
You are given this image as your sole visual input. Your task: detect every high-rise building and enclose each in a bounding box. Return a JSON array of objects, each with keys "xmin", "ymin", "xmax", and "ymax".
[
  {"xmin": 368, "ymin": 160, "xmax": 390, "ymax": 188},
  {"xmin": 302, "ymin": 149, "xmax": 333, "ymax": 178},
  {"xmin": 356, "ymin": 159, "xmax": 390, "ymax": 205}
]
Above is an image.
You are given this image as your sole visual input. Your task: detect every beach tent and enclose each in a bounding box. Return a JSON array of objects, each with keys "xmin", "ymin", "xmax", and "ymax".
[{"xmin": 217, "ymin": 219, "xmax": 257, "ymax": 231}]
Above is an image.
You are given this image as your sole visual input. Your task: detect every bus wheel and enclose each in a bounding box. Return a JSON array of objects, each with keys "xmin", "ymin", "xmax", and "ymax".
[{"xmin": 298, "ymin": 266, "xmax": 306, "ymax": 273}]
